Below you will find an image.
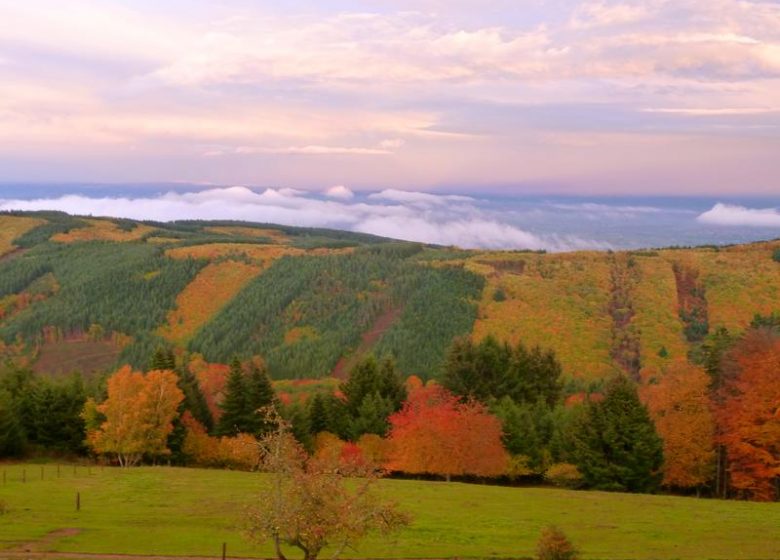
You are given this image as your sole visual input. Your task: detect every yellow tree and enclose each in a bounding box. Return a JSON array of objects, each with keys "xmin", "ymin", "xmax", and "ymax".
[
  {"xmin": 641, "ymin": 361, "xmax": 715, "ymax": 490},
  {"xmin": 84, "ymin": 366, "xmax": 183, "ymax": 466}
]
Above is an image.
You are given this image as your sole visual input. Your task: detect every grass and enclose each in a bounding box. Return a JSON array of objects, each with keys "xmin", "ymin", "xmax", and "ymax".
[{"xmin": 1, "ymin": 464, "xmax": 779, "ymax": 559}]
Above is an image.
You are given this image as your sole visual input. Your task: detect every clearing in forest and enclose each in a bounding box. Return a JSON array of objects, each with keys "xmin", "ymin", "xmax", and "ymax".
[
  {"xmin": 205, "ymin": 226, "xmax": 291, "ymax": 244},
  {"xmin": 158, "ymin": 261, "xmax": 265, "ymax": 345},
  {"xmin": 51, "ymin": 218, "xmax": 155, "ymax": 243},
  {"xmin": 32, "ymin": 337, "xmax": 123, "ymax": 377},
  {"xmin": 0, "ymin": 215, "xmax": 45, "ymax": 257},
  {"xmin": 164, "ymin": 243, "xmax": 303, "ymax": 262}
]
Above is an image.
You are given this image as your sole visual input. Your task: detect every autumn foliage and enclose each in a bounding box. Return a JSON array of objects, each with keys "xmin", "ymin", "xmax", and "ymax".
[
  {"xmin": 387, "ymin": 384, "xmax": 508, "ymax": 480},
  {"xmin": 84, "ymin": 366, "xmax": 183, "ymax": 466},
  {"xmin": 641, "ymin": 362, "xmax": 715, "ymax": 489},
  {"xmin": 716, "ymin": 336, "xmax": 780, "ymax": 500}
]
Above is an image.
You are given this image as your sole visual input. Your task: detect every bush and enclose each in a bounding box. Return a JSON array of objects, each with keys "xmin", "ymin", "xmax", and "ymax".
[
  {"xmin": 544, "ymin": 463, "xmax": 584, "ymax": 489},
  {"xmin": 773, "ymin": 248, "xmax": 780, "ymax": 263},
  {"xmin": 537, "ymin": 525, "xmax": 578, "ymax": 560}
]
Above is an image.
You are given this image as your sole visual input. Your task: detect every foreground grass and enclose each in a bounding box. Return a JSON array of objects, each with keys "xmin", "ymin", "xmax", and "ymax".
[{"xmin": 1, "ymin": 464, "xmax": 779, "ymax": 559}]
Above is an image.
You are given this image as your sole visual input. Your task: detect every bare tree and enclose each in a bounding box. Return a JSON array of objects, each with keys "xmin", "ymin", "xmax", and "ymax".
[{"xmin": 246, "ymin": 407, "xmax": 410, "ymax": 560}]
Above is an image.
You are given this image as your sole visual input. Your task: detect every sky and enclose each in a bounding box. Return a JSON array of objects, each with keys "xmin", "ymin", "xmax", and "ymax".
[{"xmin": 1, "ymin": 0, "xmax": 780, "ymax": 195}]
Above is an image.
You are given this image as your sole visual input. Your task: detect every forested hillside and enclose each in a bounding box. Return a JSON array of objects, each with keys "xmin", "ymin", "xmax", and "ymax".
[{"xmin": 0, "ymin": 211, "xmax": 779, "ymax": 382}]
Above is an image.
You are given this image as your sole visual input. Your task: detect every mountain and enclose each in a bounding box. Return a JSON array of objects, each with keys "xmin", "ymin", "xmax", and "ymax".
[{"xmin": 1, "ymin": 211, "xmax": 778, "ymax": 381}]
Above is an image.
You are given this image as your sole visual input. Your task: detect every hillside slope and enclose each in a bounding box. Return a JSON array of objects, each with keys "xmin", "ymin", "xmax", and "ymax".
[{"xmin": 1, "ymin": 211, "xmax": 778, "ymax": 380}]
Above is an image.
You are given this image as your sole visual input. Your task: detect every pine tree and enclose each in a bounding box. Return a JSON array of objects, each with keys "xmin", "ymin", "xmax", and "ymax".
[
  {"xmin": 352, "ymin": 392, "xmax": 395, "ymax": 437},
  {"xmin": 572, "ymin": 376, "xmax": 663, "ymax": 492},
  {"xmin": 308, "ymin": 393, "xmax": 330, "ymax": 435},
  {"xmin": 217, "ymin": 358, "xmax": 249, "ymax": 436},
  {"xmin": 0, "ymin": 389, "xmax": 24, "ymax": 457},
  {"xmin": 246, "ymin": 363, "xmax": 275, "ymax": 436},
  {"xmin": 179, "ymin": 368, "xmax": 214, "ymax": 432},
  {"xmin": 150, "ymin": 346, "xmax": 176, "ymax": 371}
]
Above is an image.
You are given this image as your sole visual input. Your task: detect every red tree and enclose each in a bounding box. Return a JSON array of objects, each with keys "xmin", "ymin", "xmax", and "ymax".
[{"xmin": 387, "ymin": 384, "xmax": 508, "ymax": 480}]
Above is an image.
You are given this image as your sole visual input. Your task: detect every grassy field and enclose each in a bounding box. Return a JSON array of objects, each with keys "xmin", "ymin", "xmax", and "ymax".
[{"xmin": 1, "ymin": 464, "xmax": 779, "ymax": 559}]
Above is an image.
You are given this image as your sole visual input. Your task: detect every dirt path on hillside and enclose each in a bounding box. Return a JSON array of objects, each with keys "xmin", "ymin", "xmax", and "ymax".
[{"xmin": 331, "ymin": 306, "xmax": 403, "ymax": 379}]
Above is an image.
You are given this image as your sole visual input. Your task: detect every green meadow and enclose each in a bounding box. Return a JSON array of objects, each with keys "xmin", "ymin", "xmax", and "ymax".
[{"xmin": 1, "ymin": 464, "xmax": 779, "ymax": 560}]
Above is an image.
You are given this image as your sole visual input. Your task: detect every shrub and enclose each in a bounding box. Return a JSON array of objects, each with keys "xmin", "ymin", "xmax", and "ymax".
[
  {"xmin": 773, "ymin": 248, "xmax": 780, "ymax": 263},
  {"xmin": 493, "ymin": 287, "xmax": 507, "ymax": 302},
  {"xmin": 537, "ymin": 525, "xmax": 579, "ymax": 560},
  {"xmin": 544, "ymin": 463, "xmax": 584, "ymax": 489}
]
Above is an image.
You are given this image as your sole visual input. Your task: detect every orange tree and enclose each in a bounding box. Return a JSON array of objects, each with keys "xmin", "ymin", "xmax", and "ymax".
[
  {"xmin": 641, "ymin": 361, "xmax": 715, "ymax": 490},
  {"xmin": 386, "ymin": 384, "xmax": 508, "ymax": 481},
  {"xmin": 83, "ymin": 366, "xmax": 183, "ymax": 466},
  {"xmin": 716, "ymin": 336, "xmax": 780, "ymax": 500}
]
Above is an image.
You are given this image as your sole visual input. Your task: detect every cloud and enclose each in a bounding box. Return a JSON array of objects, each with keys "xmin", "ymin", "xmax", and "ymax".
[
  {"xmin": 697, "ymin": 203, "xmax": 780, "ymax": 227},
  {"xmin": 0, "ymin": 186, "xmax": 608, "ymax": 251},
  {"xmin": 234, "ymin": 145, "xmax": 394, "ymax": 156},
  {"xmin": 324, "ymin": 185, "xmax": 354, "ymax": 199},
  {"xmin": 368, "ymin": 189, "xmax": 475, "ymax": 205}
]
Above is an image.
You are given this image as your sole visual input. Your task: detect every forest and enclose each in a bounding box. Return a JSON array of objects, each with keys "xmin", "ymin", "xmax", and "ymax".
[{"xmin": 1, "ymin": 211, "xmax": 779, "ymax": 502}]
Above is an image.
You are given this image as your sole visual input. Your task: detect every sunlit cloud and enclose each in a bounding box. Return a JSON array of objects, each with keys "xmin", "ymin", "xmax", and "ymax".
[{"xmin": 697, "ymin": 203, "xmax": 780, "ymax": 227}]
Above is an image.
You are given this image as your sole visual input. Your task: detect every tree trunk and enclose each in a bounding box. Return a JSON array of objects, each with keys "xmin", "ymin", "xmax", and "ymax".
[{"xmin": 273, "ymin": 535, "xmax": 287, "ymax": 560}]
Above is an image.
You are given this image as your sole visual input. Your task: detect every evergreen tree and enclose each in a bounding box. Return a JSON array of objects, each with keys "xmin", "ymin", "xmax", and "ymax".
[
  {"xmin": 179, "ymin": 368, "xmax": 214, "ymax": 432},
  {"xmin": 352, "ymin": 392, "xmax": 395, "ymax": 437},
  {"xmin": 217, "ymin": 358, "xmax": 249, "ymax": 436},
  {"xmin": 492, "ymin": 396, "xmax": 553, "ymax": 469},
  {"xmin": 340, "ymin": 355, "xmax": 406, "ymax": 438},
  {"xmin": 0, "ymin": 389, "xmax": 24, "ymax": 457},
  {"xmin": 307, "ymin": 393, "xmax": 329, "ymax": 435},
  {"xmin": 504, "ymin": 343, "xmax": 563, "ymax": 406},
  {"xmin": 245, "ymin": 362, "xmax": 275, "ymax": 436},
  {"xmin": 28, "ymin": 374, "xmax": 87, "ymax": 453},
  {"xmin": 572, "ymin": 376, "xmax": 663, "ymax": 492},
  {"xmin": 150, "ymin": 346, "xmax": 176, "ymax": 371},
  {"xmin": 441, "ymin": 336, "xmax": 480, "ymax": 398}
]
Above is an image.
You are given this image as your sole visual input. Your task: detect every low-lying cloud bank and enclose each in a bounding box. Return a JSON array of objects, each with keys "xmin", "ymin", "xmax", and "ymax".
[
  {"xmin": 0, "ymin": 186, "xmax": 610, "ymax": 252},
  {"xmin": 697, "ymin": 203, "xmax": 780, "ymax": 228}
]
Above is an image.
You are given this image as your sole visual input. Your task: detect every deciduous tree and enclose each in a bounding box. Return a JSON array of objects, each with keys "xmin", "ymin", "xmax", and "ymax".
[
  {"xmin": 247, "ymin": 408, "xmax": 410, "ymax": 560},
  {"xmin": 716, "ymin": 337, "xmax": 780, "ymax": 500},
  {"xmin": 387, "ymin": 384, "xmax": 508, "ymax": 480},
  {"xmin": 641, "ymin": 362, "xmax": 715, "ymax": 490}
]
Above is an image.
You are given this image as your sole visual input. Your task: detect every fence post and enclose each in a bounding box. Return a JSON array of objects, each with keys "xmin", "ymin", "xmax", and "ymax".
[
  {"xmin": 22, "ymin": 469, "xmax": 25, "ymax": 483},
  {"xmin": 222, "ymin": 542, "xmax": 227, "ymax": 560},
  {"xmin": 76, "ymin": 492, "xmax": 80, "ymax": 512}
]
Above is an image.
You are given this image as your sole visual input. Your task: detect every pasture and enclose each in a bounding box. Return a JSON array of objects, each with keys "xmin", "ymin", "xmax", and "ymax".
[{"xmin": 1, "ymin": 464, "xmax": 779, "ymax": 559}]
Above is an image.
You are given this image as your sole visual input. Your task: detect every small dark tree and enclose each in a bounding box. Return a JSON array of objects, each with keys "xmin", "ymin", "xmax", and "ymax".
[
  {"xmin": 307, "ymin": 393, "xmax": 329, "ymax": 435},
  {"xmin": 150, "ymin": 346, "xmax": 176, "ymax": 371},
  {"xmin": 246, "ymin": 362, "xmax": 276, "ymax": 436},
  {"xmin": 0, "ymin": 389, "xmax": 24, "ymax": 457},
  {"xmin": 572, "ymin": 376, "xmax": 663, "ymax": 492},
  {"xmin": 772, "ymin": 247, "xmax": 780, "ymax": 263},
  {"xmin": 217, "ymin": 358, "xmax": 249, "ymax": 436}
]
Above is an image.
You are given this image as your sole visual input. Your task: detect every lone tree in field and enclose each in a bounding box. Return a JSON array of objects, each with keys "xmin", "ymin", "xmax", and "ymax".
[{"xmin": 246, "ymin": 407, "xmax": 410, "ymax": 560}]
